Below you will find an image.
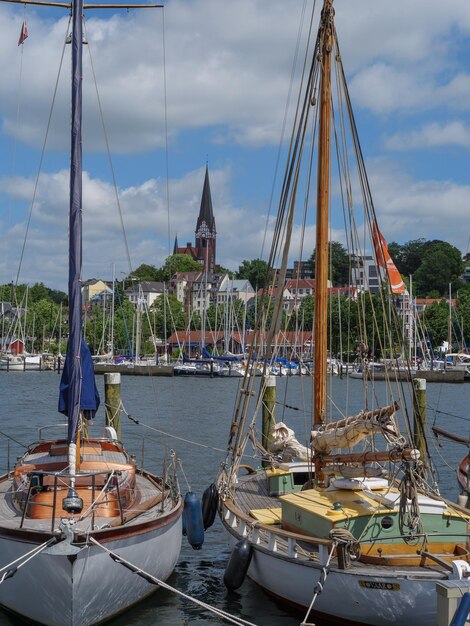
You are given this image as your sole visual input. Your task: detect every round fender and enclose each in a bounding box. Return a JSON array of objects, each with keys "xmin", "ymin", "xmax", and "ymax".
[
  {"xmin": 224, "ymin": 538, "xmax": 253, "ymax": 590},
  {"xmin": 184, "ymin": 492, "xmax": 204, "ymax": 550},
  {"xmin": 201, "ymin": 483, "xmax": 219, "ymax": 531}
]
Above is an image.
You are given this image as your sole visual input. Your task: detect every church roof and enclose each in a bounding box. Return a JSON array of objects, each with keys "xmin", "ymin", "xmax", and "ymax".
[{"xmin": 196, "ymin": 166, "xmax": 216, "ymax": 235}]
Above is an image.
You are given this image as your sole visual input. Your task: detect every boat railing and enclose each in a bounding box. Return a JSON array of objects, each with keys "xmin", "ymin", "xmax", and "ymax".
[
  {"xmin": 37, "ymin": 424, "xmax": 68, "ymax": 439},
  {"xmin": 222, "ymin": 498, "xmax": 333, "ymax": 565},
  {"xmin": 20, "ymin": 469, "xmax": 124, "ymax": 532}
]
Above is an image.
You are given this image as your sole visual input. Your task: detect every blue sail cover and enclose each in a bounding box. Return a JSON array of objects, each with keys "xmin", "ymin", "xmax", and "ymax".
[
  {"xmin": 58, "ymin": 338, "xmax": 100, "ymax": 442},
  {"xmin": 201, "ymin": 347, "xmax": 243, "ymax": 361},
  {"xmin": 60, "ymin": 0, "xmax": 87, "ymax": 447}
]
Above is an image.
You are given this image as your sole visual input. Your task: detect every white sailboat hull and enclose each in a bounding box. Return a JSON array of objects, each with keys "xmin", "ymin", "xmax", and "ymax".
[
  {"xmin": 222, "ymin": 507, "xmax": 462, "ymax": 626},
  {"xmin": 0, "ymin": 513, "xmax": 182, "ymax": 626},
  {"xmin": 0, "ymin": 359, "xmax": 24, "ymax": 371}
]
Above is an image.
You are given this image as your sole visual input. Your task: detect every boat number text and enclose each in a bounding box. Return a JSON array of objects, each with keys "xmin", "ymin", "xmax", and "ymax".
[{"xmin": 359, "ymin": 581, "xmax": 400, "ymax": 591}]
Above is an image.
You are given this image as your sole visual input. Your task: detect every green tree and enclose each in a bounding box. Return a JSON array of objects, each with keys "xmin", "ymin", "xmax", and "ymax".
[
  {"xmin": 28, "ymin": 299, "xmax": 60, "ymax": 352},
  {"xmin": 246, "ymin": 293, "xmax": 287, "ymax": 331},
  {"xmin": 309, "ymin": 241, "xmax": 350, "ymax": 286},
  {"xmin": 151, "ymin": 293, "xmax": 185, "ymax": 339},
  {"xmin": 47, "ymin": 288, "xmax": 67, "ymax": 305},
  {"xmin": 205, "ymin": 299, "xmax": 246, "ymax": 333},
  {"xmin": 216, "ymin": 265, "xmax": 235, "ymax": 279},
  {"xmin": 157, "ymin": 255, "xmax": 203, "ymax": 282},
  {"xmin": 236, "ymin": 259, "xmax": 268, "ymax": 289},
  {"xmin": 108, "ymin": 290, "xmax": 136, "ymax": 354},
  {"xmin": 289, "ymin": 295, "xmax": 314, "ymax": 330},
  {"xmin": 422, "ymin": 300, "xmax": 449, "ymax": 349},
  {"xmin": 131, "ymin": 264, "xmax": 160, "ymax": 282},
  {"xmin": 30, "ymin": 282, "xmax": 50, "ymax": 303},
  {"xmin": 414, "ymin": 242, "xmax": 464, "ymax": 296},
  {"xmin": 388, "ymin": 239, "xmax": 429, "ymax": 277},
  {"xmin": 456, "ymin": 286, "xmax": 470, "ymax": 348}
]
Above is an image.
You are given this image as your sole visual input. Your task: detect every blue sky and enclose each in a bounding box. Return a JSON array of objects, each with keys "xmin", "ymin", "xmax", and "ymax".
[{"xmin": 0, "ymin": 0, "xmax": 470, "ymax": 291}]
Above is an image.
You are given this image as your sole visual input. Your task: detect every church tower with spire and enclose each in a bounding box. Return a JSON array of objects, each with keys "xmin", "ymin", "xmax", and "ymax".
[{"xmin": 195, "ymin": 165, "xmax": 217, "ymax": 273}]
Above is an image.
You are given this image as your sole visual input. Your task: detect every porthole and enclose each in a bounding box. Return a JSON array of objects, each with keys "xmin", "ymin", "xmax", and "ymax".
[{"xmin": 381, "ymin": 515, "xmax": 393, "ymax": 530}]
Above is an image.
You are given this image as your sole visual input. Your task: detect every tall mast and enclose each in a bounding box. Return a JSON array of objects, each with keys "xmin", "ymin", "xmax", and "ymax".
[
  {"xmin": 314, "ymin": 0, "xmax": 333, "ymax": 426},
  {"xmin": 313, "ymin": 0, "xmax": 333, "ymax": 484},
  {"xmin": 67, "ymin": 0, "xmax": 84, "ymax": 447}
]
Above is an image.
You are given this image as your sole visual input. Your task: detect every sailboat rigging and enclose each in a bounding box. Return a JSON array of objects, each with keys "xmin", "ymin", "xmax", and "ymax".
[
  {"xmin": 214, "ymin": 2, "xmax": 470, "ymax": 625},
  {"xmin": 0, "ymin": 1, "xmax": 183, "ymax": 624}
]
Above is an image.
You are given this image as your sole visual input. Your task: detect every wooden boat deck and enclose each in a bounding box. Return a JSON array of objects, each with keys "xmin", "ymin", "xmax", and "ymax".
[
  {"xmin": 0, "ymin": 472, "xmax": 170, "ymax": 534},
  {"xmin": 24, "ymin": 449, "xmax": 127, "ymax": 467},
  {"xmin": 235, "ymin": 470, "xmax": 279, "ymax": 510}
]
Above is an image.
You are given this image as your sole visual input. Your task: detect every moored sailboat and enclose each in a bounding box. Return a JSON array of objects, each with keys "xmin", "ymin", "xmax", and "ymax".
[
  {"xmin": 0, "ymin": 0, "xmax": 183, "ymax": 624},
  {"xmin": 215, "ymin": 2, "xmax": 470, "ymax": 625}
]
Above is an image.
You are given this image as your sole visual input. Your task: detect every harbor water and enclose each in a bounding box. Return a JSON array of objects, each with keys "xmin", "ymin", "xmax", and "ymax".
[{"xmin": 0, "ymin": 371, "xmax": 468, "ymax": 625}]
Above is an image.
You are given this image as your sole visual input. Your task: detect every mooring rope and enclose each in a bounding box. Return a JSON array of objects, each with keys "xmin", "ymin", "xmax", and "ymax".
[
  {"xmin": 0, "ymin": 537, "xmax": 57, "ymax": 584},
  {"xmin": 300, "ymin": 541, "xmax": 337, "ymax": 626},
  {"xmin": 89, "ymin": 538, "xmax": 258, "ymax": 626},
  {"xmin": 121, "ymin": 404, "xmax": 258, "ymax": 459}
]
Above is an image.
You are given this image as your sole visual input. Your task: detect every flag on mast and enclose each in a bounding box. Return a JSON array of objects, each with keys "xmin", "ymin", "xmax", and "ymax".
[
  {"xmin": 18, "ymin": 19, "xmax": 28, "ymax": 46},
  {"xmin": 372, "ymin": 220, "xmax": 406, "ymax": 294}
]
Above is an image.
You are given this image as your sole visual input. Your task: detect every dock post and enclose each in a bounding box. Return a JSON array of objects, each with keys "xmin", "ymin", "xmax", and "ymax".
[
  {"xmin": 413, "ymin": 378, "xmax": 426, "ymax": 475},
  {"xmin": 262, "ymin": 375, "xmax": 276, "ymax": 468},
  {"xmin": 104, "ymin": 372, "xmax": 122, "ymax": 440}
]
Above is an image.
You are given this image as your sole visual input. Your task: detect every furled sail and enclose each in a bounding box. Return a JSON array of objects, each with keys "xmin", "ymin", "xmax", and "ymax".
[
  {"xmin": 58, "ymin": 338, "xmax": 100, "ymax": 443},
  {"xmin": 268, "ymin": 422, "xmax": 310, "ymax": 461},
  {"xmin": 311, "ymin": 404, "xmax": 401, "ymax": 454}
]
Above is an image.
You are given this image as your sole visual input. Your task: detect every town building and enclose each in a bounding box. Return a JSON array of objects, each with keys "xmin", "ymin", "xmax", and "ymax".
[
  {"xmin": 82, "ymin": 279, "xmax": 112, "ymax": 303},
  {"xmin": 350, "ymin": 255, "xmax": 383, "ymax": 294},
  {"xmin": 125, "ymin": 281, "xmax": 166, "ymax": 308},
  {"xmin": 169, "ymin": 271, "xmax": 217, "ymax": 317},
  {"xmin": 216, "ymin": 277, "xmax": 255, "ymax": 305},
  {"xmin": 285, "ymin": 260, "xmax": 314, "ymax": 280}
]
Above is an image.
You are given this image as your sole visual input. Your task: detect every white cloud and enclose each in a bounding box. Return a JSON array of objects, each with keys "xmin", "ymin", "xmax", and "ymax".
[
  {"xmin": 1, "ymin": 0, "xmax": 466, "ymax": 152},
  {"xmin": 385, "ymin": 121, "xmax": 470, "ymax": 150},
  {"xmin": 365, "ymin": 159, "xmax": 470, "ymax": 253},
  {"xmin": 1, "ymin": 0, "xmax": 470, "ymax": 290}
]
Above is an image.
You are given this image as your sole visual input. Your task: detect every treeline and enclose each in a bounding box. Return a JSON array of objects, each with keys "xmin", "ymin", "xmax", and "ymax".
[
  {"xmin": 388, "ymin": 239, "xmax": 465, "ymax": 297},
  {"xmin": 1, "ymin": 237, "xmax": 468, "ymax": 355},
  {"xmin": 309, "ymin": 238, "xmax": 467, "ymax": 298}
]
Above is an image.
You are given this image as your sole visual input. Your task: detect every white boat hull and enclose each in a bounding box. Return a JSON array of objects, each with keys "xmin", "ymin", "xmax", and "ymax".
[
  {"xmin": 0, "ymin": 360, "xmax": 24, "ymax": 371},
  {"xmin": 222, "ymin": 506, "xmax": 462, "ymax": 626},
  {"xmin": 0, "ymin": 512, "xmax": 182, "ymax": 626}
]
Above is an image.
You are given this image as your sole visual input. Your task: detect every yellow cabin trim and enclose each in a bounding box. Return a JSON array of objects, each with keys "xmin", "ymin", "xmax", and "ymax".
[{"xmin": 250, "ymin": 508, "xmax": 282, "ymax": 524}]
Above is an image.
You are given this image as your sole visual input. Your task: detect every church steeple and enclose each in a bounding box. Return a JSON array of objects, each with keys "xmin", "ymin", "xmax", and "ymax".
[
  {"xmin": 195, "ymin": 165, "xmax": 217, "ymax": 273},
  {"xmin": 173, "ymin": 233, "xmax": 179, "ymax": 255}
]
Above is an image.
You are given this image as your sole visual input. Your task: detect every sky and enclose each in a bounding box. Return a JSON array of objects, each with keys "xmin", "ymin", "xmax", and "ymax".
[{"xmin": 0, "ymin": 0, "xmax": 470, "ymax": 292}]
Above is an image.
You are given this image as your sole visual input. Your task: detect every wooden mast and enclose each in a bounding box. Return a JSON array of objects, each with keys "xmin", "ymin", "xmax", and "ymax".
[{"xmin": 313, "ymin": 0, "xmax": 334, "ymax": 485}]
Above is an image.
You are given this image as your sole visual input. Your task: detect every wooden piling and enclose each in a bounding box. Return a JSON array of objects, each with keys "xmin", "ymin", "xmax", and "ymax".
[
  {"xmin": 413, "ymin": 378, "xmax": 426, "ymax": 474},
  {"xmin": 104, "ymin": 372, "xmax": 122, "ymax": 440},
  {"xmin": 262, "ymin": 375, "xmax": 276, "ymax": 468}
]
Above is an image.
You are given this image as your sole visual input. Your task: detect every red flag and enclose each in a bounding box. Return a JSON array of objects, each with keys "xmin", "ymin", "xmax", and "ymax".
[
  {"xmin": 18, "ymin": 19, "xmax": 28, "ymax": 46},
  {"xmin": 372, "ymin": 220, "xmax": 406, "ymax": 294}
]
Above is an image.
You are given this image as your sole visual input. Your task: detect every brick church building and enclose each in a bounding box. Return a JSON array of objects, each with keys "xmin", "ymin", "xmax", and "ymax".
[{"xmin": 173, "ymin": 165, "xmax": 217, "ymax": 273}]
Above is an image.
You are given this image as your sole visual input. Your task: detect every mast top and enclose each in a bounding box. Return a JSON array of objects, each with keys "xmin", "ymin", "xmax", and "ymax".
[{"xmin": 2, "ymin": 0, "xmax": 162, "ymax": 8}]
